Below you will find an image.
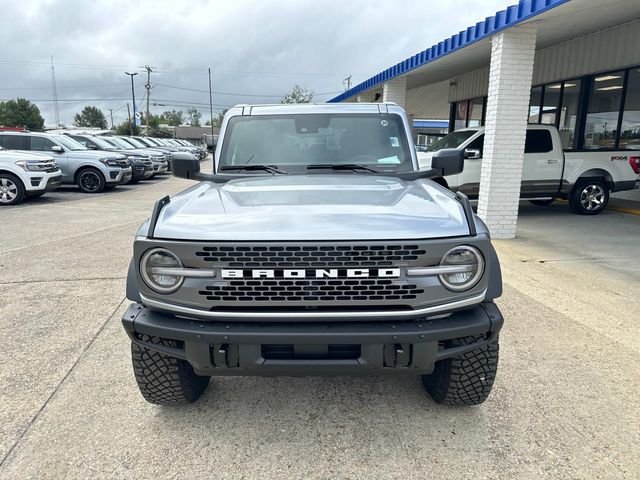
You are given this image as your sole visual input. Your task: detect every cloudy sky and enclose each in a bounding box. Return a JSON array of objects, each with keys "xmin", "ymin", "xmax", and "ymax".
[{"xmin": 1, "ymin": 0, "xmax": 507, "ymax": 127}]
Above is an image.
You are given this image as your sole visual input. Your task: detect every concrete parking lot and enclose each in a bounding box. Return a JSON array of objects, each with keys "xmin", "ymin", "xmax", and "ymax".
[{"xmin": 1, "ymin": 165, "xmax": 639, "ymax": 479}]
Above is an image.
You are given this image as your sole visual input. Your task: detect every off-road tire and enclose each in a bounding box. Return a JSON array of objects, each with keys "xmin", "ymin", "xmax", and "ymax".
[
  {"xmin": 529, "ymin": 198, "xmax": 555, "ymax": 206},
  {"xmin": 131, "ymin": 335, "xmax": 210, "ymax": 405},
  {"xmin": 569, "ymin": 178, "xmax": 609, "ymax": 215},
  {"xmin": 0, "ymin": 173, "xmax": 25, "ymax": 205},
  {"xmin": 422, "ymin": 335, "xmax": 499, "ymax": 406}
]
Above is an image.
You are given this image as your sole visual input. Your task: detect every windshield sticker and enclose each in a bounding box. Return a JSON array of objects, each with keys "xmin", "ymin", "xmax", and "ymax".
[
  {"xmin": 389, "ymin": 137, "xmax": 400, "ymax": 147},
  {"xmin": 380, "ymin": 120, "xmax": 388, "ymax": 127},
  {"xmin": 378, "ymin": 155, "xmax": 401, "ymax": 164}
]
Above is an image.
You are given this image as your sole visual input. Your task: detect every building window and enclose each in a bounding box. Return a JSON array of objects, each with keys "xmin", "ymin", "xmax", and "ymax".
[
  {"xmin": 583, "ymin": 70, "xmax": 625, "ymax": 149},
  {"xmin": 468, "ymin": 97, "xmax": 484, "ymax": 127},
  {"xmin": 558, "ymin": 80, "xmax": 581, "ymax": 149},
  {"xmin": 541, "ymin": 83, "xmax": 561, "ymax": 125},
  {"xmin": 619, "ymin": 69, "xmax": 640, "ymax": 150},
  {"xmin": 528, "ymin": 86, "xmax": 542, "ymax": 123},
  {"xmin": 454, "ymin": 102, "xmax": 468, "ymax": 130}
]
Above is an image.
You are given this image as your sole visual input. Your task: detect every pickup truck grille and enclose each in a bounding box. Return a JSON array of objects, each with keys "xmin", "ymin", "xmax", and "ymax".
[
  {"xmin": 195, "ymin": 244, "xmax": 427, "ymax": 268},
  {"xmin": 199, "ymin": 278, "xmax": 425, "ymax": 303}
]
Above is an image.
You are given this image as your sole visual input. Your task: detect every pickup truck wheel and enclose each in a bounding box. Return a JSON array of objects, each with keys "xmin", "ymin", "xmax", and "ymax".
[
  {"xmin": 421, "ymin": 335, "xmax": 499, "ymax": 406},
  {"xmin": 0, "ymin": 173, "xmax": 25, "ymax": 206},
  {"xmin": 529, "ymin": 199, "xmax": 555, "ymax": 206},
  {"xmin": 77, "ymin": 167, "xmax": 106, "ymax": 193},
  {"xmin": 131, "ymin": 335, "xmax": 210, "ymax": 405},
  {"xmin": 569, "ymin": 179, "xmax": 609, "ymax": 215}
]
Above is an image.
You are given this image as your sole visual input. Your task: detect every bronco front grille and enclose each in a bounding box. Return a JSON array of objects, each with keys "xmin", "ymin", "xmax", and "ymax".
[
  {"xmin": 195, "ymin": 244, "xmax": 427, "ymax": 269},
  {"xmin": 198, "ymin": 278, "xmax": 425, "ymax": 303}
]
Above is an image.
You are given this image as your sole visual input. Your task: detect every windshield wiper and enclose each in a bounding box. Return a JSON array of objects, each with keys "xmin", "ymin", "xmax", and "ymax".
[
  {"xmin": 307, "ymin": 163, "xmax": 379, "ymax": 173},
  {"xmin": 219, "ymin": 164, "xmax": 287, "ymax": 174}
]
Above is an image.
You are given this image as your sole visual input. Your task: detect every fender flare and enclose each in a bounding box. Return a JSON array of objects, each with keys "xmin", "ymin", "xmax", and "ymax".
[{"xmin": 126, "ymin": 258, "xmax": 141, "ymax": 303}]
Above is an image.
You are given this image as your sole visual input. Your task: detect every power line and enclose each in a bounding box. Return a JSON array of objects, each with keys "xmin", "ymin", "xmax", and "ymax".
[
  {"xmin": 0, "ymin": 83, "xmax": 128, "ymax": 91},
  {"xmin": 154, "ymin": 83, "xmax": 341, "ymax": 97}
]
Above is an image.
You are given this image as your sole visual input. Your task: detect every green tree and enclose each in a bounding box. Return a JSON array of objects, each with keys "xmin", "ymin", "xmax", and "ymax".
[
  {"xmin": 73, "ymin": 105, "xmax": 108, "ymax": 129},
  {"xmin": 160, "ymin": 110, "xmax": 184, "ymax": 126},
  {"xmin": 281, "ymin": 85, "xmax": 313, "ymax": 104},
  {"xmin": 186, "ymin": 107, "xmax": 202, "ymax": 127},
  {"xmin": 209, "ymin": 108, "xmax": 228, "ymax": 128},
  {"xmin": 0, "ymin": 98, "xmax": 45, "ymax": 130},
  {"xmin": 115, "ymin": 119, "xmax": 140, "ymax": 136}
]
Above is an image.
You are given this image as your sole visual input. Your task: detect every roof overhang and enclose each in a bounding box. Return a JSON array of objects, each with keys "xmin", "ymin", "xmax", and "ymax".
[{"xmin": 329, "ymin": 0, "xmax": 640, "ymax": 102}]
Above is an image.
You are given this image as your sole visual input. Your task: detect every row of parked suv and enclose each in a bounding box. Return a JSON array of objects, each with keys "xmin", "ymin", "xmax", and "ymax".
[{"xmin": 0, "ymin": 131, "xmax": 206, "ymax": 205}]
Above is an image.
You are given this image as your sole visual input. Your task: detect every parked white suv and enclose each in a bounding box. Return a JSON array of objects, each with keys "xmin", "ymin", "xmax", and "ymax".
[
  {"xmin": 0, "ymin": 147, "xmax": 62, "ymax": 205},
  {"xmin": 418, "ymin": 124, "xmax": 640, "ymax": 214},
  {"xmin": 0, "ymin": 132, "xmax": 132, "ymax": 193}
]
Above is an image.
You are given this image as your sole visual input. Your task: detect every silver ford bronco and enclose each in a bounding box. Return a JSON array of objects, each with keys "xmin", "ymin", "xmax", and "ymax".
[{"xmin": 122, "ymin": 103, "xmax": 503, "ymax": 406}]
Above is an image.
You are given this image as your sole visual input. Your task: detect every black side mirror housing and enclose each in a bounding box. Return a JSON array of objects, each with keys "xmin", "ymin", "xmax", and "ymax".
[
  {"xmin": 431, "ymin": 148, "xmax": 464, "ymax": 176},
  {"xmin": 172, "ymin": 152, "xmax": 201, "ymax": 179}
]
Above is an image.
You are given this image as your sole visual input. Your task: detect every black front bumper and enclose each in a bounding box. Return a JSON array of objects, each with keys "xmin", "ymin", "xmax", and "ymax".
[{"xmin": 122, "ymin": 302, "xmax": 503, "ymax": 376}]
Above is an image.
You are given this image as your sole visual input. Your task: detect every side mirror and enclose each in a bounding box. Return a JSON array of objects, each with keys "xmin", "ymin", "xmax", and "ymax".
[
  {"xmin": 431, "ymin": 148, "xmax": 464, "ymax": 176},
  {"xmin": 464, "ymin": 148, "xmax": 481, "ymax": 159},
  {"xmin": 51, "ymin": 145, "xmax": 64, "ymax": 153},
  {"xmin": 172, "ymin": 152, "xmax": 204, "ymax": 180},
  {"xmin": 87, "ymin": 144, "xmax": 98, "ymax": 150}
]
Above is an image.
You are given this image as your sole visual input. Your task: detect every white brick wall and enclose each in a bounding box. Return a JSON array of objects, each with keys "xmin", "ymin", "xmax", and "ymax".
[
  {"xmin": 382, "ymin": 77, "xmax": 407, "ymax": 107},
  {"xmin": 477, "ymin": 23, "xmax": 537, "ymax": 239}
]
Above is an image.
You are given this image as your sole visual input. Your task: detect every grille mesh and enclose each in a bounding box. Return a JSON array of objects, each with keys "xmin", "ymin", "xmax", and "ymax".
[
  {"xmin": 198, "ymin": 278, "xmax": 424, "ymax": 303},
  {"xmin": 195, "ymin": 244, "xmax": 427, "ymax": 268}
]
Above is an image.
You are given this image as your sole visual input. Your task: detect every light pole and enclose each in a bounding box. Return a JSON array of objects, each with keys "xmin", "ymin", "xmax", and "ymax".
[{"xmin": 124, "ymin": 72, "xmax": 138, "ymax": 135}]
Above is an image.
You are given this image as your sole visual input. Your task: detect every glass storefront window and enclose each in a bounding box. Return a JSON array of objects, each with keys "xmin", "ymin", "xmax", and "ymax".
[
  {"xmin": 619, "ymin": 69, "xmax": 640, "ymax": 150},
  {"xmin": 558, "ymin": 80, "xmax": 581, "ymax": 149},
  {"xmin": 454, "ymin": 101, "xmax": 468, "ymax": 130},
  {"xmin": 529, "ymin": 86, "xmax": 542, "ymax": 123},
  {"xmin": 468, "ymin": 97, "xmax": 484, "ymax": 127},
  {"xmin": 584, "ymin": 71, "xmax": 624, "ymax": 149},
  {"xmin": 541, "ymin": 83, "xmax": 561, "ymax": 125}
]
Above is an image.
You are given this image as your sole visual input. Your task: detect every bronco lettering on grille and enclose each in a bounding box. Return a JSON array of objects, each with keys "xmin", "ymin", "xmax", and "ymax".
[{"xmin": 220, "ymin": 268, "xmax": 401, "ymax": 279}]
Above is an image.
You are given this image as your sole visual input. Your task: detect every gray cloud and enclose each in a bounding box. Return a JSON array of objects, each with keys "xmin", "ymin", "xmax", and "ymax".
[{"xmin": 0, "ymin": 0, "xmax": 507, "ymax": 126}]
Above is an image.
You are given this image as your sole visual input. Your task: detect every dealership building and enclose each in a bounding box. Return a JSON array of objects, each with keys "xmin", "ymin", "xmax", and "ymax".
[{"xmin": 329, "ymin": 0, "xmax": 640, "ymax": 238}]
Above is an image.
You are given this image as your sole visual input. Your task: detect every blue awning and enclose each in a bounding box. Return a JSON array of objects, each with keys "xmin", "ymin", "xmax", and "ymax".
[{"xmin": 413, "ymin": 120, "xmax": 448, "ymax": 129}]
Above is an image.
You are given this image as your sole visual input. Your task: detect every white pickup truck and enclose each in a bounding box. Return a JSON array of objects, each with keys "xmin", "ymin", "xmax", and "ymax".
[{"xmin": 418, "ymin": 124, "xmax": 640, "ymax": 215}]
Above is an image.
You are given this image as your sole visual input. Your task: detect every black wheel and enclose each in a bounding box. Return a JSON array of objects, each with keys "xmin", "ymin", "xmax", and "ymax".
[
  {"xmin": 131, "ymin": 335, "xmax": 210, "ymax": 405},
  {"xmin": 569, "ymin": 178, "xmax": 609, "ymax": 215},
  {"xmin": 76, "ymin": 167, "xmax": 106, "ymax": 193},
  {"xmin": 0, "ymin": 173, "xmax": 25, "ymax": 206},
  {"xmin": 529, "ymin": 199, "xmax": 555, "ymax": 206},
  {"xmin": 422, "ymin": 335, "xmax": 499, "ymax": 406}
]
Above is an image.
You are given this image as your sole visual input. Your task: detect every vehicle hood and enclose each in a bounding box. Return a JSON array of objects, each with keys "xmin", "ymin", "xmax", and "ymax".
[
  {"xmin": 68, "ymin": 150, "xmax": 126, "ymax": 160},
  {"xmin": 0, "ymin": 150, "xmax": 55, "ymax": 162},
  {"xmin": 153, "ymin": 174, "xmax": 470, "ymax": 241}
]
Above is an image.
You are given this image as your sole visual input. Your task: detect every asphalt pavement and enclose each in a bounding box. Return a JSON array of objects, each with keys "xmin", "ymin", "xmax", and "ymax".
[{"xmin": 1, "ymin": 163, "xmax": 638, "ymax": 479}]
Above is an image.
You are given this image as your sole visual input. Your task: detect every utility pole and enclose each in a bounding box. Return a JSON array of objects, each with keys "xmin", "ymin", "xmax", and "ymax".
[
  {"xmin": 208, "ymin": 67, "xmax": 215, "ymax": 153},
  {"xmin": 50, "ymin": 56, "xmax": 60, "ymax": 127},
  {"xmin": 126, "ymin": 103, "xmax": 132, "ymax": 136},
  {"xmin": 124, "ymin": 71, "xmax": 138, "ymax": 134},
  {"xmin": 108, "ymin": 109, "xmax": 114, "ymax": 129},
  {"xmin": 343, "ymin": 74, "xmax": 352, "ymax": 91},
  {"xmin": 144, "ymin": 65, "xmax": 152, "ymax": 135}
]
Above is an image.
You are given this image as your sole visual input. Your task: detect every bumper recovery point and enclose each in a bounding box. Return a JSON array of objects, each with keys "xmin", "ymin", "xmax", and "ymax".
[{"xmin": 122, "ymin": 303, "xmax": 503, "ymax": 376}]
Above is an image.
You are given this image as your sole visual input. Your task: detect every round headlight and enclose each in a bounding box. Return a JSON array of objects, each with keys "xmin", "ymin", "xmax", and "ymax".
[
  {"xmin": 140, "ymin": 248, "xmax": 184, "ymax": 293},
  {"xmin": 438, "ymin": 245, "xmax": 484, "ymax": 291}
]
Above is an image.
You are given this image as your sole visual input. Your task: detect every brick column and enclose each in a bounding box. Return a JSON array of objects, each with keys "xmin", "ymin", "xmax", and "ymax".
[
  {"xmin": 382, "ymin": 77, "xmax": 407, "ymax": 107},
  {"xmin": 478, "ymin": 23, "xmax": 537, "ymax": 239}
]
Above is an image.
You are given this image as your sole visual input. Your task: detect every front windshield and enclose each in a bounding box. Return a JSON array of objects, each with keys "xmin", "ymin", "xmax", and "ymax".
[
  {"xmin": 135, "ymin": 137, "xmax": 154, "ymax": 147},
  {"xmin": 427, "ymin": 130, "xmax": 477, "ymax": 151},
  {"xmin": 123, "ymin": 137, "xmax": 146, "ymax": 148},
  {"xmin": 146, "ymin": 137, "xmax": 163, "ymax": 146},
  {"xmin": 89, "ymin": 136, "xmax": 116, "ymax": 150},
  {"xmin": 106, "ymin": 137, "xmax": 135, "ymax": 149},
  {"xmin": 52, "ymin": 135, "xmax": 87, "ymax": 151},
  {"xmin": 219, "ymin": 113, "xmax": 413, "ymax": 172}
]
